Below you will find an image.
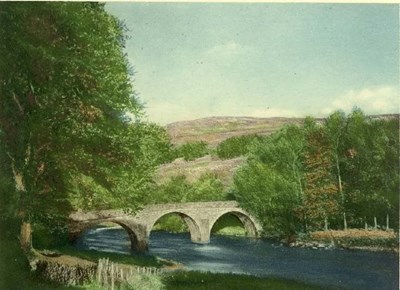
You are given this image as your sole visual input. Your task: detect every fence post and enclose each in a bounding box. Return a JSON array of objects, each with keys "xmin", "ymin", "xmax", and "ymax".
[
  {"xmin": 104, "ymin": 258, "xmax": 109, "ymax": 287},
  {"xmin": 386, "ymin": 214, "xmax": 390, "ymax": 230},
  {"xmin": 97, "ymin": 259, "xmax": 102, "ymax": 284},
  {"xmin": 111, "ymin": 262, "xmax": 114, "ymax": 290}
]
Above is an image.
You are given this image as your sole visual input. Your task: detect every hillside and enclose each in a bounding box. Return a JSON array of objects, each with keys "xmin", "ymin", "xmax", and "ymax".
[
  {"xmin": 166, "ymin": 116, "xmax": 305, "ymax": 147},
  {"xmin": 159, "ymin": 114, "xmax": 399, "ymax": 188},
  {"xmin": 159, "ymin": 116, "xmax": 305, "ymax": 187},
  {"xmin": 155, "ymin": 155, "xmax": 246, "ymax": 187}
]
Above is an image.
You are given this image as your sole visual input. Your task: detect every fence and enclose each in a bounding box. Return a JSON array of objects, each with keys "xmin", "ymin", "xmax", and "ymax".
[{"xmin": 96, "ymin": 258, "xmax": 163, "ymax": 289}]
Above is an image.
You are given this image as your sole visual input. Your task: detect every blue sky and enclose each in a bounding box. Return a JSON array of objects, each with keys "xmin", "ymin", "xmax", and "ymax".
[{"xmin": 106, "ymin": 3, "xmax": 399, "ymax": 125}]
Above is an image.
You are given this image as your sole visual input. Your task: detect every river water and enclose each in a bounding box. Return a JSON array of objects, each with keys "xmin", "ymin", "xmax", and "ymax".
[{"xmin": 74, "ymin": 227, "xmax": 399, "ymax": 290}]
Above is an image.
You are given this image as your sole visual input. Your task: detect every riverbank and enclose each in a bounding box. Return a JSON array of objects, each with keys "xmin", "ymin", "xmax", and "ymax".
[
  {"xmin": 163, "ymin": 271, "xmax": 341, "ymax": 290},
  {"xmin": 25, "ymin": 248, "xmax": 343, "ymax": 290},
  {"xmin": 290, "ymin": 229, "xmax": 398, "ymax": 252}
]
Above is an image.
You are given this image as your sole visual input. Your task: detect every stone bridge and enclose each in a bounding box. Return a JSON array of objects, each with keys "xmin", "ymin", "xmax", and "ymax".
[{"xmin": 68, "ymin": 201, "xmax": 262, "ymax": 252}]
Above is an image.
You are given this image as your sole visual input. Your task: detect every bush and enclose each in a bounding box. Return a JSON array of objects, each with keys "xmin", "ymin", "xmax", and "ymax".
[
  {"xmin": 216, "ymin": 135, "xmax": 262, "ymax": 159},
  {"xmin": 175, "ymin": 141, "xmax": 209, "ymax": 161}
]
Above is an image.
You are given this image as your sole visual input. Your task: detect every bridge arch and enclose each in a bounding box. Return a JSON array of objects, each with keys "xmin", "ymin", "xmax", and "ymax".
[
  {"xmin": 147, "ymin": 211, "xmax": 202, "ymax": 243},
  {"xmin": 69, "ymin": 219, "xmax": 142, "ymax": 251},
  {"xmin": 209, "ymin": 210, "xmax": 260, "ymax": 238}
]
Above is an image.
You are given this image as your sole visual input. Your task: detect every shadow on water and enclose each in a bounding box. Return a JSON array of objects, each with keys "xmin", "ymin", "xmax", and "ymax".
[{"xmin": 74, "ymin": 227, "xmax": 399, "ymax": 290}]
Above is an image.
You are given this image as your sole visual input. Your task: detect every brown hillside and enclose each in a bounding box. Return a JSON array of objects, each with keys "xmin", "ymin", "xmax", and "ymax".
[
  {"xmin": 155, "ymin": 155, "xmax": 246, "ymax": 187},
  {"xmin": 159, "ymin": 116, "xmax": 305, "ymax": 187},
  {"xmin": 166, "ymin": 116, "xmax": 305, "ymax": 147}
]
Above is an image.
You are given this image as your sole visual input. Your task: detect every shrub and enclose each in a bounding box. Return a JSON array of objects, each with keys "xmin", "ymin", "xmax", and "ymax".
[
  {"xmin": 175, "ymin": 141, "xmax": 209, "ymax": 161},
  {"xmin": 216, "ymin": 135, "xmax": 262, "ymax": 159}
]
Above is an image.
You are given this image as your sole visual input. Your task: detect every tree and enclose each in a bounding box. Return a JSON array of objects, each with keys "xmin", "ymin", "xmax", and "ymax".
[
  {"xmin": 233, "ymin": 126, "xmax": 306, "ymax": 237},
  {"xmin": 303, "ymin": 127, "xmax": 339, "ymax": 230},
  {"xmin": 248, "ymin": 125, "xmax": 307, "ymax": 230},
  {"xmin": 234, "ymin": 161, "xmax": 300, "ymax": 238},
  {"xmin": 342, "ymin": 111, "xmax": 399, "ymax": 228},
  {"xmin": 324, "ymin": 110, "xmax": 349, "ymax": 230},
  {"xmin": 0, "ymin": 3, "xmax": 145, "ymax": 250}
]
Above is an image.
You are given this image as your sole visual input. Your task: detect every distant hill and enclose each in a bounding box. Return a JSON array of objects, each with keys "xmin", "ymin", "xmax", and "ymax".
[
  {"xmin": 165, "ymin": 114, "xmax": 399, "ymax": 147},
  {"xmin": 166, "ymin": 116, "xmax": 305, "ymax": 147}
]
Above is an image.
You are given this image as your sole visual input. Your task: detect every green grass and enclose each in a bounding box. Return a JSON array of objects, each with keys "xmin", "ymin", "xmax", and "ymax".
[
  {"xmin": 0, "ymin": 224, "xmax": 79, "ymax": 290},
  {"xmin": 211, "ymin": 214, "xmax": 246, "ymax": 236},
  {"xmin": 163, "ymin": 271, "xmax": 341, "ymax": 290},
  {"xmin": 55, "ymin": 245, "xmax": 169, "ymax": 268}
]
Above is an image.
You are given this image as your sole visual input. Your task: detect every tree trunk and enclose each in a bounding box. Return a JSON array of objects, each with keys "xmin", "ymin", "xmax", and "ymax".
[
  {"xmin": 20, "ymin": 221, "xmax": 32, "ymax": 252},
  {"xmin": 336, "ymin": 156, "xmax": 347, "ymax": 230},
  {"xmin": 374, "ymin": 216, "xmax": 377, "ymax": 229},
  {"xmin": 12, "ymin": 164, "xmax": 32, "ymax": 251}
]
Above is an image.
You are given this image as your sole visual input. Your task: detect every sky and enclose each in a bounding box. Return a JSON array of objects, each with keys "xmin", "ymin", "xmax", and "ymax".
[{"xmin": 105, "ymin": 3, "xmax": 399, "ymax": 125}]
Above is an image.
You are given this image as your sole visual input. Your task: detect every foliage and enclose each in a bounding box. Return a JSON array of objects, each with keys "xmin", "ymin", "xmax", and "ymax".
[
  {"xmin": 0, "ymin": 2, "xmax": 175, "ymax": 244},
  {"xmin": 211, "ymin": 214, "xmax": 246, "ymax": 236},
  {"xmin": 148, "ymin": 173, "xmax": 226, "ymax": 232},
  {"xmin": 32, "ymin": 214, "xmax": 69, "ymax": 249},
  {"xmin": 302, "ymin": 127, "xmax": 339, "ymax": 230},
  {"xmin": 153, "ymin": 214, "xmax": 188, "ymax": 233},
  {"xmin": 0, "ymin": 217, "xmax": 79, "ymax": 290},
  {"xmin": 233, "ymin": 125, "xmax": 306, "ymax": 237},
  {"xmin": 234, "ymin": 161, "xmax": 300, "ymax": 238},
  {"xmin": 174, "ymin": 141, "xmax": 209, "ymax": 161},
  {"xmin": 216, "ymin": 134, "xmax": 262, "ymax": 159},
  {"xmin": 233, "ymin": 110, "xmax": 399, "ymax": 237},
  {"xmin": 340, "ymin": 110, "xmax": 399, "ymax": 228},
  {"xmin": 148, "ymin": 173, "xmax": 226, "ymax": 204}
]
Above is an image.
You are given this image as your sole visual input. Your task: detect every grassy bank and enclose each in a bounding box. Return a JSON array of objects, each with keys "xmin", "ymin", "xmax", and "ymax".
[
  {"xmin": 163, "ymin": 271, "xmax": 341, "ymax": 290},
  {"xmin": 0, "ymin": 221, "xmax": 79, "ymax": 290},
  {"xmin": 48, "ymin": 245, "xmax": 172, "ymax": 268},
  {"xmin": 296, "ymin": 229, "xmax": 398, "ymax": 251}
]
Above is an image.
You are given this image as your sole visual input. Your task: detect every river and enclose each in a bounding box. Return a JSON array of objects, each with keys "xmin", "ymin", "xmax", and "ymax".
[{"xmin": 74, "ymin": 227, "xmax": 399, "ymax": 290}]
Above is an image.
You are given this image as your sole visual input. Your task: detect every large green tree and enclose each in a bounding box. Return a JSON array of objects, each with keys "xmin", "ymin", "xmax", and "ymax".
[
  {"xmin": 0, "ymin": 2, "xmax": 147, "ymax": 250},
  {"xmin": 341, "ymin": 110, "xmax": 399, "ymax": 229},
  {"xmin": 233, "ymin": 125, "xmax": 306, "ymax": 237}
]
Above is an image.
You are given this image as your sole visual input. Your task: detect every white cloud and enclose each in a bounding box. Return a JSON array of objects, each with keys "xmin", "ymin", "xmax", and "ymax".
[
  {"xmin": 320, "ymin": 86, "xmax": 399, "ymax": 116},
  {"xmin": 204, "ymin": 41, "xmax": 253, "ymax": 62}
]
